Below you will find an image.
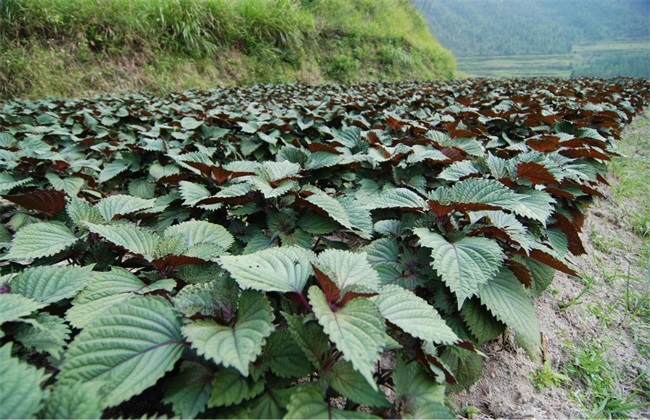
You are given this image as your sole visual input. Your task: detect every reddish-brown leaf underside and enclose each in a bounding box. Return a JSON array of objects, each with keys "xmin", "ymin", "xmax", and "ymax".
[
  {"xmin": 4, "ymin": 189, "xmax": 66, "ymax": 216},
  {"xmin": 516, "ymin": 162, "xmax": 557, "ymax": 185}
]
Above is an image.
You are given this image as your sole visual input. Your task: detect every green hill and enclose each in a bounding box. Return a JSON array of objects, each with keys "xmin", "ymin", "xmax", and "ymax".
[
  {"xmin": 0, "ymin": 0, "xmax": 455, "ymax": 99},
  {"xmin": 414, "ymin": 0, "xmax": 649, "ymax": 57}
]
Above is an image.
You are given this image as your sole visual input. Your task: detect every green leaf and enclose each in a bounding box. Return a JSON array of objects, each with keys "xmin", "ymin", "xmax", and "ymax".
[
  {"xmin": 513, "ymin": 189, "xmax": 555, "ymax": 224},
  {"xmin": 182, "ymin": 291, "xmax": 275, "ymax": 376},
  {"xmin": 393, "ymin": 357, "xmax": 446, "ymax": 416},
  {"xmin": 0, "ymin": 343, "xmax": 47, "ymax": 419},
  {"xmin": 512, "ymin": 255, "xmax": 555, "ymax": 297},
  {"xmin": 208, "ymin": 368, "xmax": 264, "ymax": 407},
  {"xmin": 309, "ymin": 287, "xmax": 384, "ymax": 390},
  {"xmin": 438, "ymin": 160, "xmax": 480, "ymax": 181},
  {"xmin": 66, "ymin": 266, "xmax": 152, "ymax": 328},
  {"xmin": 163, "ymin": 361, "xmax": 213, "ymax": 418},
  {"xmin": 304, "ymin": 190, "xmax": 352, "ymax": 229},
  {"xmin": 478, "ymin": 267, "xmax": 541, "ymax": 359},
  {"xmin": 370, "ymin": 285, "xmax": 458, "ymax": 344},
  {"xmin": 45, "ymin": 173, "xmax": 85, "ymax": 196},
  {"xmin": 43, "ymin": 381, "xmax": 103, "ymax": 419},
  {"xmin": 369, "ymin": 188, "xmax": 427, "ymax": 211},
  {"xmin": 0, "ymin": 294, "xmax": 46, "ymax": 333},
  {"xmin": 459, "ymin": 298, "xmax": 506, "ymax": 344},
  {"xmin": 58, "ymin": 296, "xmax": 184, "ymax": 408},
  {"xmin": 0, "ymin": 173, "xmax": 32, "ymax": 194},
  {"xmin": 11, "ymin": 264, "xmax": 95, "ymax": 304},
  {"xmin": 84, "ymin": 221, "xmax": 159, "ymax": 260},
  {"xmin": 261, "ymin": 330, "xmax": 314, "ymax": 378},
  {"xmin": 164, "ymin": 220, "xmax": 234, "ymax": 250},
  {"xmin": 4, "ymin": 221, "xmax": 78, "ymax": 260},
  {"xmin": 179, "ymin": 181, "xmax": 212, "ymax": 206},
  {"xmin": 128, "ymin": 178, "xmax": 156, "ymax": 199},
  {"xmin": 248, "ymin": 387, "xmax": 293, "ymax": 419},
  {"xmin": 283, "ymin": 312, "xmax": 329, "ymax": 370},
  {"xmin": 330, "ymin": 360, "xmax": 391, "ymax": 408},
  {"xmin": 13, "ymin": 313, "xmax": 71, "ymax": 358},
  {"xmin": 415, "ymin": 228, "xmax": 504, "ymax": 307},
  {"xmin": 219, "ymin": 246, "xmax": 315, "ymax": 293},
  {"xmin": 96, "ymin": 194, "xmax": 156, "ymax": 221},
  {"xmin": 181, "ymin": 116, "xmax": 204, "ymax": 130},
  {"xmin": 297, "ymin": 211, "xmax": 339, "ymax": 235},
  {"xmin": 67, "ymin": 198, "xmax": 103, "ymax": 227},
  {"xmin": 439, "ymin": 346, "xmax": 483, "ymax": 389},
  {"xmin": 98, "ymin": 160, "xmax": 129, "ymax": 183},
  {"xmin": 316, "ymin": 249, "xmax": 380, "ymax": 293},
  {"xmin": 285, "ymin": 384, "xmax": 378, "ymax": 419},
  {"xmin": 172, "ymin": 278, "xmax": 239, "ymax": 318}
]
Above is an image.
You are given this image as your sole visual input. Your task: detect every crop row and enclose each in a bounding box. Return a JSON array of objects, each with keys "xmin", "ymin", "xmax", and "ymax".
[{"xmin": 0, "ymin": 77, "xmax": 649, "ymax": 418}]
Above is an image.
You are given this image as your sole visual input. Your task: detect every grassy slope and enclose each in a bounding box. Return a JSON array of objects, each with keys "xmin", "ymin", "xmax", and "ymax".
[{"xmin": 0, "ymin": 0, "xmax": 455, "ymax": 99}]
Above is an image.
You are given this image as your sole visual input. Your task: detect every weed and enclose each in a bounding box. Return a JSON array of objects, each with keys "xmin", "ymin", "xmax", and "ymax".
[
  {"xmin": 563, "ymin": 341, "xmax": 647, "ymax": 418},
  {"xmin": 531, "ymin": 360, "xmax": 570, "ymax": 390}
]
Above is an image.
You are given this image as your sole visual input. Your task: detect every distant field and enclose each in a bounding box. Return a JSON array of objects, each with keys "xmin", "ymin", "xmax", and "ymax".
[{"xmin": 457, "ymin": 40, "xmax": 650, "ymax": 78}]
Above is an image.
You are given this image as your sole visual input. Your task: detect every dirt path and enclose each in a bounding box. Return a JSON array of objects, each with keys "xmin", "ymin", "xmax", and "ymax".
[{"xmin": 451, "ymin": 137, "xmax": 650, "ymax": 418}]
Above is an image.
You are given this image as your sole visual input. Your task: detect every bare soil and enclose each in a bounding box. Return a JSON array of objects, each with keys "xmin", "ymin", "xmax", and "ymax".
[{"xmin": 451, "ymin": 182, "xmax": 650, "ymax": 418}]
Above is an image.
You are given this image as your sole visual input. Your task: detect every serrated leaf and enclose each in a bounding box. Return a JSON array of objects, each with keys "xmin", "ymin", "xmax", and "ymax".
[
  {"xmin": 511, "ymin": 255, "xmax": 556, "ymax": 297},
  {"xmin": 182, "ymin": 291, "xmax": 275, "ymax": 376},
  {"xmin": 85, "ymin": 221, "xmax": 159, "ymax": 260},
  {"xmin": 296, "ymin": 211, "xmax": 339, "ymax": 234},
  {"xmin": 98, "ymin": 160, "xmax": 129, "ymax": 183},
  {"xmin": 369, "ymin": 188, "xmax": 427, "ymax": 211},
  {"xmin": 66, "ymin": 266, "xmax": 150, "ymax": 328},
  {"xmin": 163, "ymin": 361, "xmax": 213, "ymax": 418},
  {"xmin": 219, "ymin": 246, "xmax": 315, "ymax": 293},
  {"xmin": 283, "ymin": 312, "xmax": 329, "ymax": 370},
  {"xmin": 0, "ymin": 343, "xmax": 47, "ymax": 419},
  {"xmin": 261, "ymin": 330, "xmax": 313, "ymax": 378},
  {"xmin": 43, "ymin": 381, "xmax": 103, "ymax": 419},
  {"xmin": 393, "ymin": 357, "xmax": 446, "ymax": 416},
  {"xmin": 0, "ymin": 294, "xmax": 46, "ymax": 334},
  {"xmin": 478, "ymin": 267, "xmax": 541, "ymax": 359},
  {"xmin": 285, "ymin": 384, "xmax": 378, "ymax": 419},
  {"xmin": 439, "ymin": 346, "xmax": 483, "ymax": 389},
  {"xmin": 58, "ymin": 296, "xmax": 184, "ymax": 408},
  {"xmin": 459, "ymin": 298, "xmax": 506, "ymax": 344},
  {"xmin": 309, "ymin": 287, "xmax": 384, "ymax": 390},
  {"xmin": 172, "ymin": 277, "xmax": 239, "ymax": 318},
  {"xmin": 248, "ymin": 387, "xmax": 293, "ymax": 419},
  {"xmin": 11, "ymin": 264, "xmax": 95, "ymax": 304},
  {"xmin": 0, "ymin": 173, "xmax": 32, "ymax": 194},
  {"xmin": 179, "ymin": 181, "xmax": 212, "ymax": 206},
  {"xmin": 4, "ymin": 221, "xmax": 78, "ymax": 260},
  {"xmin": 13, "ymin": 312, "xmax": 71, "ymax": 358},
  {"xmin": 415, "ymin": 229, "xmax": 504, "ymax": 307},
  {"xmin": 438, "ymin": 160, "xmax": 480, "ymax": 181},
  {"xmin": 96, "ymin": 194, "xmax": 156, "ymax": 221},
  {"xmin": 370, "ymin": 285, "xmax": 458, "ymax": 344},
  {"xmin": 67, "ymin": 198, "xmax": 103, "ymax": 226},
  {"xmin": 316, "ymin": 249, "xmax": 380, "ymax": 293},
  {"xmin": 304, "ymin": 191, "xmax": 352, "ymax": 229},
  {"xmin": 181, "ymin": 117, "xmax": 204, "ymax": 130},
  {"xmin": 513, "ymin": 189, "xmax": 555, "ymax": 224},
  {"xmin": 164, "ymin": 220, "xmax": 234, "ymax": 250},
  {"xmin": 45, "ymin": 173, "xmax": 85, "ymax": 196},
  {"xmin": 208, "ymin": 368, "xmax": 264, "ymax": 407},
  {"xmin": 339, "ymin": 196, "xmax": 373, "ymax": 239},
  {"xmin": 330, "ymin": 360, "xmax": 391, "ymax": 408}
]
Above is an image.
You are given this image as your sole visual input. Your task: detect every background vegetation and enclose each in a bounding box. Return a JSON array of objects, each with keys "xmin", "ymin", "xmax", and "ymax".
[
  {"xmin": 0, "ymin": 0, "xmax": 455, "ymax": 99},
  {"xmin": 414, "ymin": 0, "xmax": 649, "ymax": 78}
]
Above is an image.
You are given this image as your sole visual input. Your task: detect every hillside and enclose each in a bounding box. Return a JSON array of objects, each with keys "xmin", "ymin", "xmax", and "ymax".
[
  {"xmin": 414, "ymin": 0, "xmax": 649, "ymax": 57},
  {"xmin": 0, "ymin": 0, "xmax": 455, "ymax": 99}
]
